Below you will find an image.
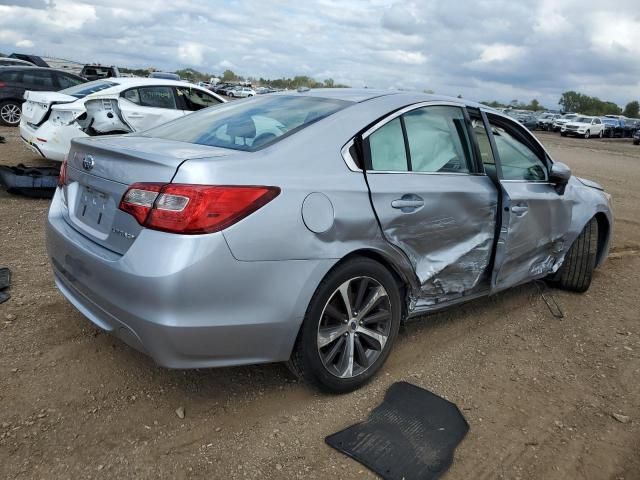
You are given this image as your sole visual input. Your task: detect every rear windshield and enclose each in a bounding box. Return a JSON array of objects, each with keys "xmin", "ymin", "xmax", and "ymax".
[
  {"xmin": 142, "ymin": 95, "xmax": 352, "ymax": 151},
  {"xmin": 60, "ymin": 80, "xmax": 118, "ymax": 99}
]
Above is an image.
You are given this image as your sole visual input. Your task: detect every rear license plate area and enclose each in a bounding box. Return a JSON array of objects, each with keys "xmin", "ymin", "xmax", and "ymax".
[{"xmin": 77, "ymin": 186, "xmax": 110, "ymax": 232}]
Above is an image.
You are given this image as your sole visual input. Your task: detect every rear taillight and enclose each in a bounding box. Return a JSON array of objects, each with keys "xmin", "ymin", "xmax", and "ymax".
[
  {"xmin": 0, "ymin": 82, "xmax": 6, "ymax": 88},
  {"xmin": 119, "ymin": 183, "xmax": 280, "ymax": 234},
  {"xmin": 57, "ymin": 159, "xmax": 68, "ymax": 187}
]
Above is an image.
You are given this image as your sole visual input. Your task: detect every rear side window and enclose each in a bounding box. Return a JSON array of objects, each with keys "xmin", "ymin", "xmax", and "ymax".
[
  {"xmin": 143, "ymin": 95, "xmax": 351, "ymax": 152},
  {"xmin": 176, "ymin": 87, "xmax": 222, "ymax": 111},
  {"xmin": 137, "ymin": 86, "xmax": 177, "ymax": 109},
  {"xmin": 22, "ymin": 70, "xmax": 54, "ymax": 88},
  {"xmin": 57, "ymin": 73, "xmax": 84, "ymax": 89},
  {"xmin": 403, "ymin": 106, "xmax": 472, "ymax": 173},
  {"xmin": 366, "ymin": 105, "xmax": 473, "ymax": 173},
  {"xmin": 369, "ymin": 118, "xmax": 408, "ymax": 171},
  {"xmin": 0, "ymin": 71, "xmax": 20, "ymax": 82}
]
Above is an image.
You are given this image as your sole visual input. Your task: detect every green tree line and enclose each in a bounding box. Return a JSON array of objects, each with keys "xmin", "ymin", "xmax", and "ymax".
[{"xmin": 118, "ymin": 66, "xmax": 348, "ymax": 89}]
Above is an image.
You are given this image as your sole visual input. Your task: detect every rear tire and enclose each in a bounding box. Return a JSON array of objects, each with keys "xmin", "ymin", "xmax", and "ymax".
[
  {"xmin": 288, "ymin": 257, "xmax": 402, "ymax": 393},
  {"xmin": 0, "ymin": 100, "xmax": 21, "ymax": 126},
  {"xmin": 549, "ymin": 218, "xmax": 598, "ymax": 293}
]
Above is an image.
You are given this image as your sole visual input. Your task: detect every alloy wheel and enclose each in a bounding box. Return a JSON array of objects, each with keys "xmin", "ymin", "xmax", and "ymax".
[
  {"xmin": 585, "ymin": 130, "xmax": 590, "ymax": 139},
  {"xmin": 316, "ymin": 276, "xmax": 392, "ymax": 378},
  {"xmin": 0, "ymin": 103, "xmax": 21, "ymax": 125}
]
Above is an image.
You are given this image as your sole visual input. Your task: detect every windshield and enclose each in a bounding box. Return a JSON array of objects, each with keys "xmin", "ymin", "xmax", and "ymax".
[
  {"xmin": 143, "ymin": 95, "xmax": 351, "ymax": 152},
  {"xmin": 602, "ymin": 118, "xmax": 618, "ymax": 125},
  {"xmin": 573, "ymin": 117, "xmax": 591, "ymax": 123},
  {"xmin": 59, "ymin": 80, "xmax": 118, "ymax": 99}
]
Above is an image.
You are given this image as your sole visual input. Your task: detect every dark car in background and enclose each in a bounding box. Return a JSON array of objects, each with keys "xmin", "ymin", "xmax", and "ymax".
[
  {"xmin": 601, "ymin": 117, "xmax": 624, "ymax": 138},
  {"xmin": 80, "ymin": 64, "xmax": 120, "ymax": 81},
  {"xmin": 507, "ymin": 110, "xmax": 538, "ymax": 130},
  {"xmin": 0, "ymin": 66, "xmax": 86, "ymax": 126},
  {"xmin": 623, "ymin": 119, "xmax": 640, "ymax": 138},
  {"xmin": 633, "ymin": 123, "xmax": 640, "ymax": 145}
]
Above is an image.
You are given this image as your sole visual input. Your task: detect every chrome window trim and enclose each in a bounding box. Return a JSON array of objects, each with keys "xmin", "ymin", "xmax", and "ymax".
[
  {"xmin": 361, "ymin": 101, "xmax": 465, "ymax": 139},
  {"xmin": 341, "ymin": 140, "xmax": 361, "ymax": 172}
]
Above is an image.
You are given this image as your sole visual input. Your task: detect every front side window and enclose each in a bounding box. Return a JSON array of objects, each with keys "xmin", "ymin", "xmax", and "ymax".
[
  {"xmin": 143, "ymin": 95, "xmax": 350, "ymax": 152},
  {"xmin": 176, "ymin": 87, "xmax": 222, "ymax": 111},
  {"xmin": 137, "ymin": 86, "xmax": 177, "ymax": 109},
  {"xmin": 489, "ymin": 118, "xmax": 547, "ymax": 181}
]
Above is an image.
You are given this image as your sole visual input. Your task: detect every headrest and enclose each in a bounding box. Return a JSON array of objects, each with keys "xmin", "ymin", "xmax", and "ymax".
[{"xmin": 227, "ymin": 117, "xmax": 256, "ymax": 140}]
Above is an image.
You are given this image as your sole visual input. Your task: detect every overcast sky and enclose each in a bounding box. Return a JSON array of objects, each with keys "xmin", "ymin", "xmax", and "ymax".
[{"xmin": 1, "ymin": 0, "xmax": 639, "ymax": 107}]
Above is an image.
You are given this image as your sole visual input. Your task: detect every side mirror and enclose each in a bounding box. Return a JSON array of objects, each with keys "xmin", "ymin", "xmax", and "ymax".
[{"xmin": 549, "ymin": 162, "xmax": 571, "ymax": 194}]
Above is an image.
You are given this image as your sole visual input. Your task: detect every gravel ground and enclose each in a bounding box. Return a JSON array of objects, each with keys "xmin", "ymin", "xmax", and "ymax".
[{"xmin": 1, "ymin": 126, "xmax": 639, "ymax": 479}]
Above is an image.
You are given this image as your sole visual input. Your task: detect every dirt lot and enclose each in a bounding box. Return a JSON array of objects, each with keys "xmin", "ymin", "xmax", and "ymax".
[{"xmin": 1, "ymin": 126, "xmax": 639, "ymax": 479}]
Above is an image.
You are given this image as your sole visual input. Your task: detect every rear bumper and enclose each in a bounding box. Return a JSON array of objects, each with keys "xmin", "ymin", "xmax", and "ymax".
[
  {"xmin": 19, "ymin": 121, "xmax": 86, "ymax": 162},
  {"xmin": 47, "ymin": 190, "xmax": 335, "ymax": 368}
]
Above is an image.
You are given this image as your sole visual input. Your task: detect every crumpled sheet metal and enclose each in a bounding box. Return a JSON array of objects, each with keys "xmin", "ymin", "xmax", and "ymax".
[{"xmin": 383, "ymin": 201, "xmax": 497, "ymax": 306}]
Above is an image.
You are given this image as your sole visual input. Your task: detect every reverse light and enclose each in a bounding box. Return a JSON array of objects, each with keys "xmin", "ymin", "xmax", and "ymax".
[{"xmin": 119, "ymin": 183, "xmax": 280, "ymax": 234}]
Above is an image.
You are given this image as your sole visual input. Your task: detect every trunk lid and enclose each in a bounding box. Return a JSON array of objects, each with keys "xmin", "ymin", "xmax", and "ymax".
[
  {"xmin": 22, "ymin": 91, "xmax": 78, "ymax": 126},
  {"xmin": 63, "ymin": 135, "xmax": 233, "ymax": 254}
]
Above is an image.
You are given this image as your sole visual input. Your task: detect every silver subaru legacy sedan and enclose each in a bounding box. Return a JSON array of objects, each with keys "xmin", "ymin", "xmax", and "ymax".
[{"xmin": 47, "ymin": 89, "xmax": 613, "ymax": 392}]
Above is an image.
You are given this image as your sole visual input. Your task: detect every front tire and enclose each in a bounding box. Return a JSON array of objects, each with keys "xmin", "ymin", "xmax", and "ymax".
[
  {"xmin": 0, "ymin": 100, "xmax": 21, "ymax": 126},
  {"xmin": 549, "ymin": 218, "xmax": 598, "ymax": 293},
  {"xmin": 584, "ymin": 130, "xmax": 590, "ymax": 139},
  {"xmin": 288, "ymin": 257, "xmax": 402, "ymax": 393}
]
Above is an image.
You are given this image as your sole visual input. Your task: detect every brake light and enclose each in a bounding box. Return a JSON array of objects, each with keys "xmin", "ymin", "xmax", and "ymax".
[
  {"xmin": 119, "ymin": 183, "xmax": 280, "ymax": 234},
  {"xmin": 57, "ymin": 159, "xmax": 68, "ymax": 187},
  {"xmin": 0, "ymin": 82, "xmax": 6, "ymax": 88}
]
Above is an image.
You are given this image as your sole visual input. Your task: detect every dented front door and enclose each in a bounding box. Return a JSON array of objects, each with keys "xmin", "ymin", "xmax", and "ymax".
[
  {"xmin": 363, "ymin": 104, "xmax": 498, "ymax": 306},
  {"xmin": 485, "ymin": 114, "xmax": 573, "ymax": 290}
]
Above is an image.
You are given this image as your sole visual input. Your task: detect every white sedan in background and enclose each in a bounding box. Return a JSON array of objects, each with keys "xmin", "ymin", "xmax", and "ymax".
[
  {"xmin": 560, "ymin": 115, "xmax": 605, "ymax": 139},
  {"xmin": 20, "ymin": 78, "xmax": 225, "ymax": 161}
]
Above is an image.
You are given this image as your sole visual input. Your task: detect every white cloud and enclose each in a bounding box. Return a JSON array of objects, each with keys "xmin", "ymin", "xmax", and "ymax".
[
  {"xmin": 477, "ymin": 44, "xmax": 524, "ymax": 63},
  {"xmin": 177, "ymin": 42, "xmax": 205, "ymax": 66},
  {"xmin": 0, "ymin": 0, "xmax": 639, "ymax": 107},
  {"xmin": 15, "ymin": 39, "xmax": 34, "ymax": 48}
]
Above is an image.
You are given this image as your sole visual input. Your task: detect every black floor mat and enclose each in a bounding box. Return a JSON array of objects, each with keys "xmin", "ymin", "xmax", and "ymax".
[
  {"xmin": 0, "ymin": 164, "xmax": 60, "ymax": 198},
  {"xmin": 326, "ymin": 382, "xmax": 469, "ymax": 480},
  {"xmin": 0, "ymin": 267, "xmax": 10, "ymax": 290}
]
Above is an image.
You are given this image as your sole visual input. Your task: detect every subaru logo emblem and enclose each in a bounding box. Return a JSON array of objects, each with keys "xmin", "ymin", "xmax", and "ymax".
[{"xmin": 82, "ymin": 155, "xmax": 95, "ymax": 171}]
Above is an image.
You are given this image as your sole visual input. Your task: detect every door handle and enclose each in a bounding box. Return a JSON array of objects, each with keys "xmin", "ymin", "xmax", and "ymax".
[
  {"xmin": 391, "ymin": 195, "xmax": 424, "ymax": 212},
  {"xmin": 511, "ymin": 204, "xmax": 528, "ymax": 215}
]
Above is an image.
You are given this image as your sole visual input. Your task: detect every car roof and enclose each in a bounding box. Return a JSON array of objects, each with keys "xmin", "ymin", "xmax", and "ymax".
[
  {"xmin": 272, "ymin": 88, "xmax": 498, "ymax": 111},
  {"xmin": 102, "ymin": 77, "xmax": 203, "ymax": 88},
  {"xmin": 0, "ymin": 66, "xmax": 83, "ymax": 76}
]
